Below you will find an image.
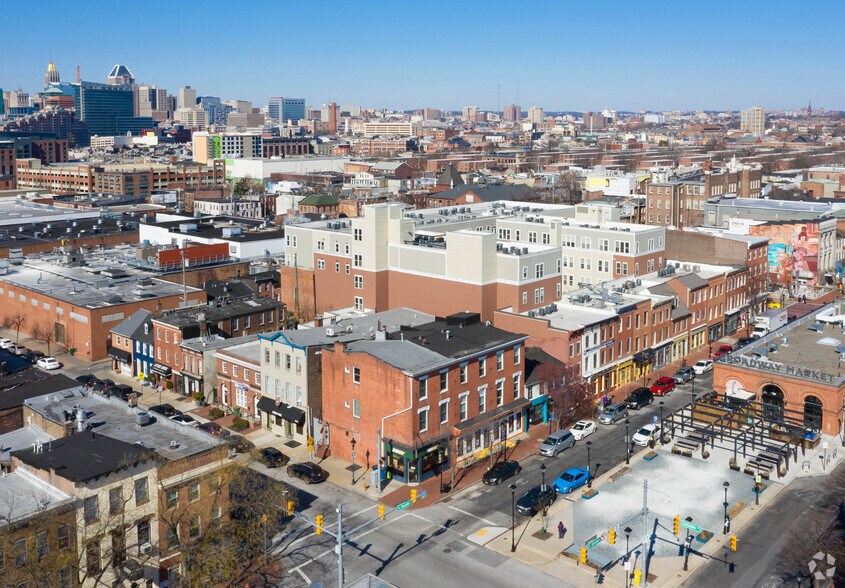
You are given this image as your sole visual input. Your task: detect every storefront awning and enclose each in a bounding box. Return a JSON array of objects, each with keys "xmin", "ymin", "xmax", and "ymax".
[
  {"xmin": 107, "ymin": 347, "xmax": 131, "ymax": 363},
  {"xmin": 150, "ymin": 363, "xmax": 172, "ymax": 377},
  {"xmin": 256, "ymin": 396, "xmax": 305, "ymax": 425}
]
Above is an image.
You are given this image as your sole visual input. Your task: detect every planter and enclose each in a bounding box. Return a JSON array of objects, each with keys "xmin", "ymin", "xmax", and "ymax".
[
  {"xmin": 729, "ymin": 460, "xmax": 741, "ymax": 471},
  {"xmin": 582, "ymin": 488, "xmax": 599, "ymax": 500}
]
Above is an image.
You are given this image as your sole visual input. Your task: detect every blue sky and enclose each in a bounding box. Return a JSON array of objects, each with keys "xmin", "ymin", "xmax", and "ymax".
[{"xmin": 2, "ymin": 0, "xmax": 842, "ymax": 112}]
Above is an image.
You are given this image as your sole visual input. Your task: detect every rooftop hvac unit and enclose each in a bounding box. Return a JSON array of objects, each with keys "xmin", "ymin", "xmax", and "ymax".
[
  {"xmin": 522, "ymin": 247, "xmax": 528, "ymax": 254},
  {"xmin": 636, "ymin": 279, "xmax": 641, "ymax": 286},
  {"xmin": 326, "ymin": 327, "xmax": 335, "ymax": 337},
  {"xmin": 528, "ymin": 310, "xmax": 536, "ymax": 318},
  {"xmin": 693, "ymin": 265, "xmax": 701, "ymax": 272},
  {"xmin": 538, "ymin": 307, "xmax": 546, "ymax": 316},
  {"xmin": 136, "ymin": 411, "xmax": 150, "ymax": 426}
]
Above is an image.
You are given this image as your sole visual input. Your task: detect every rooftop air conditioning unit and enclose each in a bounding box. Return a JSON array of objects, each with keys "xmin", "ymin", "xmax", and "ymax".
[
  {"xmin": 326, "ymin": 327, "xmax": 335, "ymax": 337},
  {"xmin": 139, "ymin": 543, "xmax": 153, "ymax": 555}
]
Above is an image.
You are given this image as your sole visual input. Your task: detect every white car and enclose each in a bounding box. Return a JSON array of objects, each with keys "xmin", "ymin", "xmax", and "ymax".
[
  {"xmin": 692, "ymin": 359, "xmax": 713, "ymax": 375},
  {"xmin": 170, "ymin": 414, "xmax": 199, "ymax": 427},
  {"xmin": 570, "ymin": 420, "xmax": 597, "ymax": 440},
  {"xmin": 632, "ymin": 424, "xmax": 661, "ymax": 446},
  {"xmin": 9, "ymin": 345, "xmax": 26, "ymax": 356},
  {"xmin": 36, "ymin": 357, "xmax": 61, "ymax": 370},
  {"xmin": 0, "ymin": 338, "xmax": 13, "ymax": 350}
]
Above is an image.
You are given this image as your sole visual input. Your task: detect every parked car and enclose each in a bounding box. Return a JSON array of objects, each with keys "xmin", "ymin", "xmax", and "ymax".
[
  {"xmin": 713, "ymin": 344, "xmax": 733, "ymax": 360},
  {"xmin": 552, "ymin": 467, "xmax": 590, "ymax": 494},
  {"xmin": 75, "ymin": 374, "xmax": 98, "ymax": 387},
  {"xmin": 199, "ymin": 422, "xmax": 225, "ymax": 437},
  {"xmin": 149, "ymin": 404, "xmax": 181, "ymax": 418},
  {"xmin": 650, "ymin": 377, "xmax": 676, "ymax": 397},
  {"xmin": 36, "ymin": 357, "xmax": 60, "ymax": 370},
  {"xmin": 692, "ymin": 359, "xmax": 713, "ymax": 375},
  {"xmin": 92, "ymin": 379, "xmax": 115, "ymax": 393},
  {"xmin": 598, "ymin": 402, "xmax": 629, "ymax": 425},
  {"xmin": 259, "ymin": 447, "xmax": 289, "ymax": 468},
  {"xmin": 539, "ymin": 429, "xmax": 575, "ymax": 457},
  {"xmin": 671, "ymin": 367, "xmax": 695, "ymax": 384},
  {"xmin": 516, "ymin": 485, "xmax": 557, "ymax": 516},
  {"xmin": 625, "ymin": 387, "xmax": 654, "ymax": 410},
  {"xmin": 223, "ymin": 434, "xmax": 254, "ymax": 453},
  {"xmin": 481, "ymin": 461, "xmax": 522, "ymax": 485},
  {"xmin": 287, "ymin": 462, "xmax": 328, "ymax": 484},
  {"xmin": 0, "ymin": 339, "xmax": 13, "ymax": 350},
  {"xmin": 170, "ymin": 414, "xmax": 199, "ymax": 427},
  {"xmin": 632, "ymin": 424, "xmax": 662, "ymax": 446},
  {"xmin": 570, "ymin": 420, "xmax": 596, "ymax": 441},
  {"xmin": 109, "ymin": 384, "xmax": 137, "ymax": 401},
  {"xmin": 734, "ymin": 337, "xmax": 754, "ymax": 349},
  {"xmin": 9, "ymin": 345, "xmax": 26, "ymax": 356},
  {"xmin": 24, "ymin": 350, "xmax": 45, "ymax": 363}
]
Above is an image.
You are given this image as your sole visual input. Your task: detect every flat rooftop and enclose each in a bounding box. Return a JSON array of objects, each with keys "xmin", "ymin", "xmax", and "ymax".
[
  {"xmin": 146, "ymin": 216, "xmax": 285, "ymax": 242},
  {"xmin": 0, "ymin": 198, "xmax": 100, "ymax": 227},
  {"xmin": 0, "ymin": 216, "xmax": 137, "ymax": 248},
  {"xmin": 24, "ymin": 390, "xmax": 223, "ymax": 461},
  {"xmin": 0, "ymin": 468, "xmax": 72, "ymax": 524}
]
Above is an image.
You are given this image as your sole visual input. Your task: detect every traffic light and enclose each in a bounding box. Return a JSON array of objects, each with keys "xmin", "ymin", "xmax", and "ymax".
[
  {"xmin": 411, "ymin": 489, "xmax": 417, "ymax": 504},
  {"xmin": 287, "ymin": 500, "xmax": 295, "ymax": 514},
  {"xmin": 609, "ymin": 528, "xmax": 616, "ymax": 544},
  {"xmin": 315, "ymin": 514, "xmax": 323, "ymax": 534},
  {"xmin": 379, "ymin": 504, "xmax": 385, "ymax": 520},
  {"xmin": 633, "ymin": 569, "xmax": 642, "ymax": 586},
  {"xmin": 673, "ymin": 515, "xmax": 680, "ymax": 534},
  {"xmin": 730, "ymin": 535, "xmax": 737, "ymax": 551},
  {"xmin": 580, "ymin": 547, "xmax": 587, "ymax": 563}
]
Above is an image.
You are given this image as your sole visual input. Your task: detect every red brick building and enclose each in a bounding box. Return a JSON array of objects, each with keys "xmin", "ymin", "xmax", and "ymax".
[{"xmin": 215, "ymin": 340, "xmax": 262, "ymax": 416}]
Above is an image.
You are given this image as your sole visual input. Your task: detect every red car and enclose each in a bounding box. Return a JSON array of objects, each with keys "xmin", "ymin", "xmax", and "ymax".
[
  {"xmin": 650, "ymin": 377, "xmax": 676, "ymax": 396},
  {"xmin": 713, "ymin": 344, "xmax": 733, "ymax": 360}
]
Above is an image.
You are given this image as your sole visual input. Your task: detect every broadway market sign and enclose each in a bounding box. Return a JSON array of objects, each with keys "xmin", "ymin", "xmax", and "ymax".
[{"xmin": 724, "ymin": 355, "xmax": 838, "ymax": 385}]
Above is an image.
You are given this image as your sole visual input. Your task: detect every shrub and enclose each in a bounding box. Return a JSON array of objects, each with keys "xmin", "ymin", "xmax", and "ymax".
[
  {"xmin": 208, "ymin": 407, "xmax": 224, "ymax": 420},
  {"xmin": 193, "ymin": 391, "xmax": 205, "ymax": 402},
  {"xmin": 231, "ymin": 417, "xmax": 249, "ymax": 431},
  {"xmin": 165, "ymin": 380, "xmax": 174, "ymax": 390}
]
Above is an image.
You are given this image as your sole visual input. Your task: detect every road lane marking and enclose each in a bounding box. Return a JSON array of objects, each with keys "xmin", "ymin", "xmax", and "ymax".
[
  {"xmin": 448, "ymin": 505, "xmax": 495, "ymax": 526},
  {"xmin": 294, "ymin": 568, "xmax": 312, "ymax": 584}
]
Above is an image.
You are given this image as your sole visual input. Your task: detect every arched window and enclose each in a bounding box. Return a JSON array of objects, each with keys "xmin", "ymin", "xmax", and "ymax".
[
  {"xmin": 761, "ymin": 384, "xmax": 784, "ymax": 421},
  {"xmin": 803, "ymin": 396, "xmax": 823, "ymax": 430}
]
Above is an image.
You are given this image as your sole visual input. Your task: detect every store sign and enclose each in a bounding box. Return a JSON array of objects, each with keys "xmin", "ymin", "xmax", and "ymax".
[{"xmin": 724, "ymin": 355, "xmax": 837, "ymax": 384}]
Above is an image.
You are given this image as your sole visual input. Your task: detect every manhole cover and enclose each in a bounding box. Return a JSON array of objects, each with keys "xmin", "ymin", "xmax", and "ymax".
[{"xmin": 443, "ymin": 548, "xmax": 452, "ymax": 553}]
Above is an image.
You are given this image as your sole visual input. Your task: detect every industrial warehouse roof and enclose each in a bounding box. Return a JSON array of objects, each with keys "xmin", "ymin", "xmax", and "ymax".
[{"xmin": 298, "ymin": 193, "xmax": 338, "ymax": 207}]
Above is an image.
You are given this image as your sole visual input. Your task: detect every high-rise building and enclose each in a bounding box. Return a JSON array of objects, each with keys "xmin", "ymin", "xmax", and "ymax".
[
  {"xmin": 179, "ymin": 86, "xmax": 198, "ymax": 110},
  {"xmin": 462, "ymin": 106, "xmax": 481, "ymax": 120},
  {"xmin": 423, "ymin": 108, "xmax": 440, "ymax": 121},
  {"xmin": 44, "ymin": 62, "xmax": 60, "ymax": 89},
  {"xmin": 106, "ymin": 64, "xmax": 134, "ymax": 86},
  {"xmin": 268, "ymin": 97, "xmax": 306, "ymax": 123},
  {"xmin": 75, "ymin": 81, "xmax": 134, "ymax": 136},
  {"xmin": 503, "ymin": 104, "xmax": 521, "ymax": 122},
  {"xmin": 527, "ymin": 106, "xmax": 544, "ymax": 124},
  {"xmin": 0, "ymin": 89, "xmax": 4, "ymax": 115},
  {"xmin": 740, "ymin": 106, "xmax": 766, "ymax": 136},
  {"xmin": 137, "ymin": 85, "xmax": 168, "ymax": 119},
  {"xmin": 320, "ymin": 104, "xmax": 331, "ymax": 122}
]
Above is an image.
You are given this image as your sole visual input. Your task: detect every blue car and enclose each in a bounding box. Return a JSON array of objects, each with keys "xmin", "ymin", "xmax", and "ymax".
[{"xmin": 552, "ymin": 467, "xmax": 590, "ymax": 494}]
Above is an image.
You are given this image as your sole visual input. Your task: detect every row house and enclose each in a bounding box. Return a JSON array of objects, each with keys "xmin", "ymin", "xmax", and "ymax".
[
  {"xmin": 108, "ymin": 310, "xmax": 155, "ymax": 379},
  {"xmin": 321, "ymin": 312, "xmax": 528, "ymax": 484},
  {"xmin": 180, "ymin": 334, "xmax": 256, "ymax": 405},
  {"xmin": 215, "ymin": 340, "xmax": 262, "ymax": 419}
]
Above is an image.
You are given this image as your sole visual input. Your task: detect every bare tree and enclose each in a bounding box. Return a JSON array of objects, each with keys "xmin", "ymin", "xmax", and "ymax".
[
  {"xmin": 537, "ymin": 361, "xmax": 593, "ymax": 430},
  {"xmin": 32, "ymin": 320, "xmax": 56, "ymax": 356},
  {"xmin": 4, "ymin": 311, "xmax": 27, "ymax": 344}
]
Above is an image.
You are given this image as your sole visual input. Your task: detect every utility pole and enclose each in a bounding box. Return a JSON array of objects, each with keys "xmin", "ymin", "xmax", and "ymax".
[
  {"xmin": 336, "ymin": 504, "xmax": 344, "ymax": 588},
  {"xmin": 181, "ymin": 248, "xmax": 187, "ymax": 306},
  {"xmin": 641, "ymin": 479, "xmax": 649, "ymax": 586}
]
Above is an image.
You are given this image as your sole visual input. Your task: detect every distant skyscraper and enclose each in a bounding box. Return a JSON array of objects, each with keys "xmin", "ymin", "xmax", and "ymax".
[
  {"xmin": 179, "ymin": 86, "xmax": 198, "ymax": 110},
  {"xmin": 503, "ymin": 104, "xmax": 521, "ymax": 122},
  {"xmin": 527, "ymin": 106, "xmax": 544, "ymax": 124},
  {"xmin": 76, "ymin": 81, "xmax": 134, "ymax": 136},
  {"xmin": 268, "ymin": 97, "xmax": 306, "ymax": 123},
  {"xmin": 44, "ymin": 62, "xmax": 60, "ymax": 89},
  {"xmin": 740, "ymin": 106, "xmax": 766, "ymax": 136},
  {"xmin": 106, "ymin": 64, "xmax": 134, "ymax": 86},
  {"xmin": 462, "ymin": 106, "xmax": 481, "ymax": 120}
]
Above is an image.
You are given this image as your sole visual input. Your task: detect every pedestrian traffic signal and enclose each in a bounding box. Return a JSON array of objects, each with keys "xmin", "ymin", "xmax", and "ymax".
[
  {"xmin": 580, "ymin": 547, "xmax": 587, "ymax": 563},
  {"xmin": 633, "ymin": 569, "xmax": 642, "ymax": 586},
  {"xmin": 673, "ymin": 515, "xmax": 680, "ymax": 534},
  {"xmin": 287, "ymin": 500, "xmax": 295, "ymax": 514},
  {"xmin": 609, "ymin": 528, "xmax": 616, "ymax": 544},
  {"xmin": 730, "ymin": 535, "xmax": 737, "ymax": 551},
  {"xmin": 411, "ymin": 489, "xmax": 417, "ymax": 504},
  {"xmin": 315, "ymin": 514, "xmax": 323, "ymax": 534},
  {"xmin": 379, "ymin": 504, "xmax": 385, "ymax": 520}
]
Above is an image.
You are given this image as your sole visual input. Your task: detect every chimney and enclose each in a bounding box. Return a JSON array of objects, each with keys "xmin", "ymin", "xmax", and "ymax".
[
  {"xmin": 330, "ymin": 102, "xmax": 338, "ymax": 135},
  {"xmin": 445, "ymin": 330, "xmax": 451, "ymax": 340}
]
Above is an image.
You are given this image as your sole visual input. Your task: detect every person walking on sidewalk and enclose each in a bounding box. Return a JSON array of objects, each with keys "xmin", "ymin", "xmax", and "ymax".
[{"xmin": 558, "ymin": 521, "xmax": 565, "ymax": 539}]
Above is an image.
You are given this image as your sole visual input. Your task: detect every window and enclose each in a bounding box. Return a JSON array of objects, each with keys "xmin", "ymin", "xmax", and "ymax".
[
  {"xmin": 497, "ymin": 353, "xmax": 504, "ymax": 371},
  {"xmin": 460, "ymin": 364, "xmax": 468, "ymax": 383},
  {"xmin": 478, "ymin": 358, "xmax": 486, "ymax": 378},
  {"xmin": 137, "ymin": 519, "xmax": 150, "ymax": 548},
  {"xmin": 296, "ymin": 386, "xmax": 303, "ymax": 405},
  {"xmin": 522, "ymin": 266, "xmax": 528, "ymax": 279},
  {"xmin": 188, "ymin": 481, "xmax": 200, "ymax": 503},
  {"xmin": 36, "ymin": 530, "xmax": 48, "ymax": 561},
  {"xmin": 58, "ymin": 524, "xmax": 69, "ymax": 551},
  {"xmin": 86, "ymin": 541, "xmax": 99, "ymax": 575},
  {"xmin": 496, "ymin": 380, "xmax": 504, "ymax": 405},
  {"xmin": 419, "ymin": 378, "xmax": 428, "ymax": 399},
  {"xmin": 580, "ymin": 237, "xmax": 591, "ymax": 249},
  {"xmin": 189, "ymin": 515, "xmax": 201, "ymax": 539},
  {"xmin": 528, "ymin": 231, "xmax": 537, "ymax": 243},
  {"xmin": 352, "ymin": 399, "xmax": 360, "ymax": 418},
  {"xmin": 109, "ymin": 487, "xmax": 123, "ymax": 514},
  {"xmin": 522, "ymin": 292, "xmax": 528, "ymax": 304},
  {"xmin": 165, "ymin": 331, "xmax": 170, "ymax": 343},
  {"xmin": 244, "ymin": 315, "xmax": 250, "ymax": 329},
  {"xmin": 232, "ymin": 317, "xmax": 239, "ymax": 330},
  {"xmin": 354, "ymin": 275, "xmax": 363, "ymax": 289},
  {"xmin": 335, "ymin": 262, "xmax": 340, "ymax": 272},
  {"xmin": 244, "ymin": 368, "xmax": 250, "ymax": 381},
  {"xmin": 346, "ymin": 264, "xmax": 350, "ymax": 274},
  {"xmin": 542, "ymin": 233, "xmax": 550, "ymax": 244},
  {"xmin": 84, "ymin": 495, "xmax": 98, "ymax": 523},
  {"xmin": 112, "ymin": 529, "xmax": 126, "ymax": 566},
  {"xmin": 317, "ymin": 259, "xmax": 325, "ymax": 270},
  {"xmin": 354, "ymin": 296, "xmax": 363, "ymax": 311},
  {"xmin": 439, "ymin": 371, "xmax": 447, "ymax": 392},
  {"xmin": 222, "ymin": 361, "xmax": 228, "ymax": 374},
  {"xmin": 275, "ymin": 351, "xmax": 281, "ymax": 367},
  {"xmin": 352, "ymin": 367, "xmax": 360, "ymax": 383},
  {"xmin": 354, "ymin": 228, "xmax": 362, "ymax": 241},
  {"xmin": 614, "ymin": 241, "xmax": 630, "ymax": 254},
  {"xmin": 264, "ymin": 349, "xmax": 270, "ymax": 364},
  {"xmin": 478, "ymin": 386, "xmax": 487, "ymax": 414},
  {"xmin": 59, "ymin": 568, "xmax": 71, "ymax": 588},
  {"xmin": 353, "ymin": 254, "xmax": 363, "ymax": 267},
  {"xmin": 440, "ymin": 400, "xmax": 449, "ymax": 423},
  {"xmin": 418, "ymin": 407, "xmax": 428, "ymax": 432},
  {"xmin": 459, "ymin": 393, "xmax": 468, "ymax": 421},
  {"xmin": 211, "ymin": 506, "xmax": 222, "ymax": 520},
  {"xmin": 513, "ymin": 374, "xmax": 520, "ymax": 398},
  {"xmin": 232, "ymin": 365, "xmax": 239, "ymax": 378},
  {"xmin": 167, "ymin": 525, "xmax": 179, "ymax": 549},
  {"xmin": 535, "ymin": 263, "xmax": 544, "ymax": 278},
  {"xmin": 166, "ymin": 488, "xmax": 178, "ymax": 510},
  {"xmin": 14, "ymin": 538, "xmax": 26, "ymax": 567},
  {"xmin": 580, "ymin": 257, "xmax": 591, "ymax": 270}
]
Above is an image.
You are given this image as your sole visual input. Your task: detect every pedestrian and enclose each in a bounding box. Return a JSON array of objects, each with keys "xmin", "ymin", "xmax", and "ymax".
[{"xmin": 558, "ymin": 521, "xmax": 565, "ymax": 539}]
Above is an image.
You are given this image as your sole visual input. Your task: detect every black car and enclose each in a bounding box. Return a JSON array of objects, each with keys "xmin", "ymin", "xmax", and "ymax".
[
  {"xmin": 24, "ymin": 350, "xmax": 46, "ymax": 364},
  {"xmin": 481, "ymin": 460, "xmax": 521, "ymax": 485},
  {"xmin": 625, "ymin": 387, "xmax": 654, "ymax": 410},
  {"xmin": 734, "ymin": 337, "xmax": 754, "ymax": 349},
  {"xmin": 223, "ymin": 434, "xmax": 254, "ymax": 453},
  {"xmin": 149, "ymin": 404, "xmax": 181, "ymax": 418},
  {"xmin": 75, "ymin": 374, "xmax": 98, "ymax": 387},
  {"xmin": 516, "ymin": 485, "xmax": 557, "ymax": 516},
  {"xmin": 259, "ymin": 447, "xmax": 290, "ymax": 468},
  {"xmin": 287, "ymin": 462, "xmax": 328, "ymax": 484},
  {"xmin": 92, "ymin": 379, "xmax": 116, "ymax": 393},
  {"xmin": 109, "ymin": 384, "xmax": 138, "ymax": 401}
]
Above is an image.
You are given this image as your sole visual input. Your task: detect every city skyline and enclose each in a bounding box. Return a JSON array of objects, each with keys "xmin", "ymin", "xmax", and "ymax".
[{"xmin": 2, "ymin": 0, "xmax": 843, "ymax": 112}]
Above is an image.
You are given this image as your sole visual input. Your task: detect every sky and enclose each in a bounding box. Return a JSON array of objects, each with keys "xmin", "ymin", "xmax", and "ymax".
[{"xmin": 2, "ymin": 0, "xmax": 843, "ymax": 113}]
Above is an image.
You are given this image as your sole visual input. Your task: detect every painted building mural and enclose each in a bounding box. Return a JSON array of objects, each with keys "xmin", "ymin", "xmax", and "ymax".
[{"xmin": 751, "ymin": 222, "xmax": 819, "ymax": 287}]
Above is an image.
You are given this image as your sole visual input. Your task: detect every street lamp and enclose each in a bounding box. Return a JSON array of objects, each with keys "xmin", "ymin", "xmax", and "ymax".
[
  {"xmin": 683, "ymin": 516, "xmax": 693, "ymax": 571},
  {"xmin": 659, "ymin": 401, "xmax": 665, "ymax": 442},
  {"xmin": 723, "ymin": 481, "xmax": 730, "ymax": 534},
  {"xmin": 586, "ymin": 441, "xmax": 592, "ymax": 488},
  {"xmin": 350, "ymin": 438, "xmax": 357, "ymax": 485},
  {"xmin": 509, "ymin": 483, "xmax": 517, "ymax": 552},
  {"xmin": 691, "ymin": 376, "xmax": 696, "ymax": 405},
  {"xmin": 624, "ymin": 526, "xmax": 633, "ymax": 588},
  {"xmin": 540, "ymin": 463, "xmax": 547, "ymax": 491},
  {"xmin": 625, "ymin": 419, "xmax": 631, "ymax": 465}
]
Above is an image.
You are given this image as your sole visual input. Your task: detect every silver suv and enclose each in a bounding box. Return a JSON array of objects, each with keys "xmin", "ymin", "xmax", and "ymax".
[
  {"xmin": 539, "ymin": 429, "xmax": 575, "ymax": 457},
  {"xmin": 598, "ymin": 402, "xmax": 629, "ymax": 425}
]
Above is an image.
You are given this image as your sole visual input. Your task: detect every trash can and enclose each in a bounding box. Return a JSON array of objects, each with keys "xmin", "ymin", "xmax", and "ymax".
[
  {"xmin": 69, "ymin": 348, "xmax": 76, "ymax": 356},
  {"xmin": 371, "ymin": 466, "xmax": 379, "ymax": 488}
]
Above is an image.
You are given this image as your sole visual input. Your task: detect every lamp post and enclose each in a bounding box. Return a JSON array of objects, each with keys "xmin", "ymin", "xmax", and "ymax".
[
  {"xmin": 625, "ymin": 419, "xmax": 631, "ymax": 465},
  {"xmin": 350, "ymin": 438, "xmax": 356, "ymax": 485},
  {"xmin": 540, "ymin": 463, "xmax": 547, "ymax": 491},
  {"xmin": 683, "ymin": 516, "xmax": 693, "ymax": 571},
  {"xmin": 659, "ymin": 401, "xmax": 665, "ymax": 441},
  {"xmin": 509, "ymin": 483, "xmax": 517, "ymax": 552},
  {"xmin": 586, "ymin": 441, "xmax": 593, "ymax": 488},
  {"xmin": 723, "ymin": 481, "xmax": 730, "ymax": 534},
  {"xmin": 691, "ymin": 376, "xmax": 696, "ymax": 405},
  {"xmin": 624, "ymin": 526, "xmax": 632, "ymax": 588}
]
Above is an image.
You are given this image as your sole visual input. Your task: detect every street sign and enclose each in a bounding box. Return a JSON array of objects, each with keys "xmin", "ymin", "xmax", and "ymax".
[
  {"xmin": 653, "ymin": 415, "xmax": 658, "ymax": 423},
  {"xmin": 351, "ymin": 451, "xmax": 356, "ymax": 460},
  {"xmin": 397, "ymin": 500, "xmax": 413, "ymax": 511},
  {"xmin": 420, "ymin": 490, "xmax": 427, "ymax": 499},
  {"xmin": 681, "ymin": 521, "xmax": 701, "ymax": 532},
  {"xmin": 587, "ymin": 536, "xmax": 602, "ymax": 549}
]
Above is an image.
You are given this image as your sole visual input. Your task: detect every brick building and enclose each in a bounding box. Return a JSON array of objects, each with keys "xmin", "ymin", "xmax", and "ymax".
[{"xmin": 215, "ymin": 340, "xmax": 262, "ymax": 417}]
